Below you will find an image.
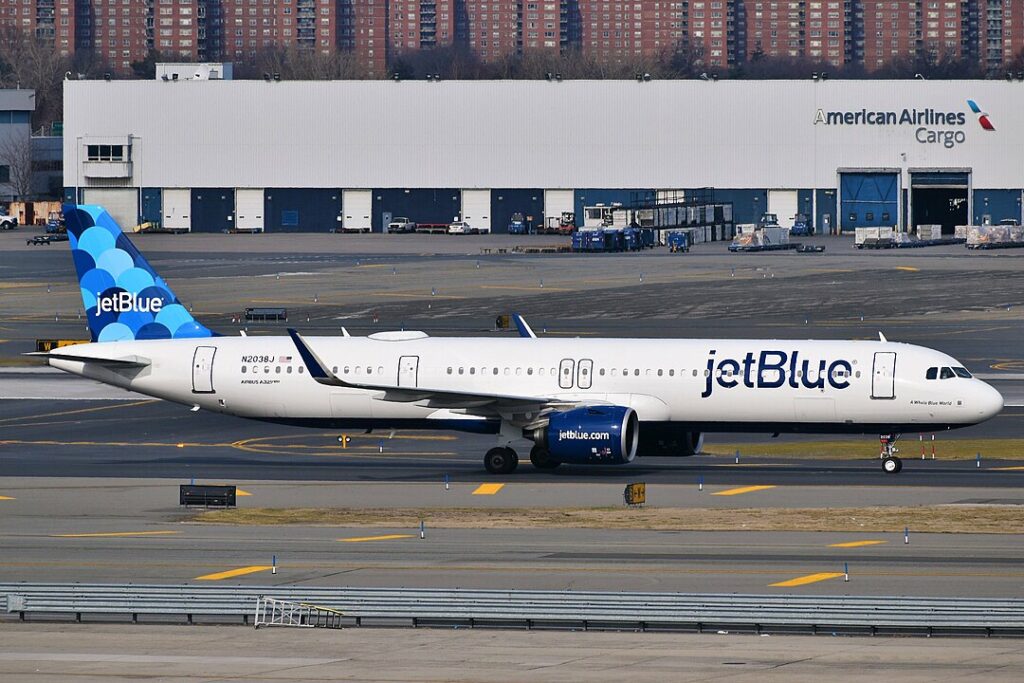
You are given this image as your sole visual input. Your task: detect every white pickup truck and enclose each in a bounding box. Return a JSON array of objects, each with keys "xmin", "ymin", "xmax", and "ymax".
[
  {"xmin": 387, "ymin": 217, "xmax": 417, "ymax": 233},
  {"xmin": 0, "ymin": 213, "xmax": 18, "ymax": 230}
]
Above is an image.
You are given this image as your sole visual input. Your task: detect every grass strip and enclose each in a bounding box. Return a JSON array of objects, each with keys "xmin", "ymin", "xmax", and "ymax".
[{"xmin": 193, "ymin": 505, "xmax": 1024, "ymax": 534}]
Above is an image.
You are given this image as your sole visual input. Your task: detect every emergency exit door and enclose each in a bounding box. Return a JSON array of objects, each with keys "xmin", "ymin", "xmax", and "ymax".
[
  {"xmin": 398, "ymin": 355, "xmax": 419, "ymax": 388},
  {"xmin": 871, "ymin": 352, "xmax": 896, "ymax": 399},
  {"xmin": 192, "ymin": 346, "xmax": 216, "ymax": 394},
  {"xmin": 559, "ymin": 358, "xmax": 575, "ymax": 389}
]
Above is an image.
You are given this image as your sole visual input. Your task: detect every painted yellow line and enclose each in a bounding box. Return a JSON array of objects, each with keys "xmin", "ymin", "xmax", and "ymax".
[
  {"xmin": 339, "ymin": 534, "xmax": 415, "ymax": 543},
  {"xmin": 0, "ymin": 399, "xmax": 157, "ymax": 425},
  {"xmin": 195, "ymin": 565, "xmax": 273, "ymax": 581},
  {"xmin": 991, "ymin": 466, "xmax": 1024, "ymax": 471},
  {"xmin": 479, "ymin": 285, "xmax": 572, "ymax": 292},
  {"xmin": 829, "ymin": 540, "xmax": 887, "ymax": 548},
  {"xmin": 472, "ymin": 483, "xmax": 505, "ymax": 495},
  {"xmin": 895, "ymin": 266, "xmax": 920, "ymax": 272},
  {"xmin": 53, "ymin": 531, "xmax": 181, "ymax": 538},
  {"xmin": 0, "ymin": 496, "xmax": 15, "ymax": 501},
  {"xmin": 771, "ymin": 572, "xmax": 845, "ymax": 587},
  {"xmin": 712, "ymin": 485, "xmax": 777, "ymax": 496}
]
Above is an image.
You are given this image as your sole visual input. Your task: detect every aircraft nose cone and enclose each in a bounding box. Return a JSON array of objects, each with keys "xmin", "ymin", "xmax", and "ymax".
[{"xmin": 980, "ymin": 383, "xmax": 1004, "ymax": 419}]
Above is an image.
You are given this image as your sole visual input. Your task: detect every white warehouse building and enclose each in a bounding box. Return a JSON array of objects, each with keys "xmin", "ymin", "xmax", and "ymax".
[{"xmin": 64, "ymin": 78, "xmax": 1024, "ymax": 235}]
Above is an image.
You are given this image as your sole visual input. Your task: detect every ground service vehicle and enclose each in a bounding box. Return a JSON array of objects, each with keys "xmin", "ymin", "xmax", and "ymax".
[{"xmin": 387, "ymin": 217, "xmax": 417, "ymax": 233}]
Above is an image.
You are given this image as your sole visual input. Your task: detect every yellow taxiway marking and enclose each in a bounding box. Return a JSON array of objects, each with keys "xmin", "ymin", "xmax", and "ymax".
[
  {"xmin": 895, "ymin": 266, "xmax": 920, "ymax": 272},
  {"xmin": 829, "ymin": 540, "xmax": 887, "ymax": 548},
  {"xmin": 771, "ymin": 572, "xmax": 845, "ymax": 587},
  {"xmin": 479, "ymin": 285, "xmax": 572, "ymax": 292},
  {"xmin": 472, "ymin": 483, "xmax": 505, "ymax": 495},
  {"xmin": 0, "ymin": 496, "xmax": 15, "ymax": 501},
  {"xmin": 0, "ymin": 399, "xmax": 157, "ymax": 425},
  {"xmin": 195, "ymin": 565, "xmax": 273, "ymax": 581},
  {"xmin": 339, "ymin": 534, "xmax": 415, "ymax": 543},
  {"xmin": 712, "ymin": 485, "xmax": 777, "ymax": 496},
  {"xmin": 991, "ymin": 466, "xmax": 1024, "ymax": 471},
  {"xmin": 52, "ymin": 531, "xmax": 181, "ymax": 538}
]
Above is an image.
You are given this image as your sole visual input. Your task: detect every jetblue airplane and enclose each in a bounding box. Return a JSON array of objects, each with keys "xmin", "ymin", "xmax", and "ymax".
[{"xmin": 37, "ymin": 205, "xmax": 1003, "ymax": 474}]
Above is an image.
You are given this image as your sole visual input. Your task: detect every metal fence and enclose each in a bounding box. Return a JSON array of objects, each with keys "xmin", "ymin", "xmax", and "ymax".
[{"xmin": 3, "ymin": 583, "xmax": 1023, "ymax": 636}]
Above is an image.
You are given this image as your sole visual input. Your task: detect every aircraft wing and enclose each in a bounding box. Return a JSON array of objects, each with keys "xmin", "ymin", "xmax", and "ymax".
[{"xmin": 287, "ymin": 329, "xmax": 575, "ymax": 408}]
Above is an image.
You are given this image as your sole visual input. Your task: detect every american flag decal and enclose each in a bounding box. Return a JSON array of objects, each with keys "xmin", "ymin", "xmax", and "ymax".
[{"xmin": 279, "ymin": 355, "xmax": 292, "ymax": 363}]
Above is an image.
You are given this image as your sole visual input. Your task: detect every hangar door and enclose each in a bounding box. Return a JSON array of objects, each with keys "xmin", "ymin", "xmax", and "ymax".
[
  {"xmin": 162, "ymin": 188, "xmax": 192, "ymax": 232},
  {"xmin": 235, "ymin": 189, "xmax": 265, "ymax": 232},
  {"xmin": 911, "ymin": 171, "xmax": 969, "ymax": 236},
  {"xmin": 767, "ymin": 190, "xmax": 798, "ymax": 230},
  {"xmin": 544, "ymin": 190, "xmax": 575, "ymax": 229},
  {"xmin": 460, "ymin": 190, "xmax": 491, "ymax": 233},
  {"xmin": 81, "ymin": 188, "xmax": 138, "ymax": 231},
  {"xmin": 343, "ymin": 190, "xmax": 372, "ymax": 232},
  {"xmin": 840, "ymin": 172, "xmax": 899, "ymax": 233}
]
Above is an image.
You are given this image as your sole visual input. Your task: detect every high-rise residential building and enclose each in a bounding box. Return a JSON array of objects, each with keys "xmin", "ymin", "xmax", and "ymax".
[
  {"xmin": 388, "ymin": 0, "xmax": 455, "ymax": 54},
  {"xmin": 806, "ymin": 0, "xmax": 849, "ymax": 66},
  {"xmin": 151, "ymin": 0, "xmax": 203, "ymax": 61},
  {"xmin": 919, "ymin": 0, "xmax": 969, "ymax": 60},
  {"xmin": 221, "ymin": 0, "xmax": 335, "ymax": 61},
  {"xmin": 85, "ymin": 0, "xmax": 150, "ymax": 71},
  {"xmin": 579, "ymin": 1, "xmax": 687, "ymax": 62},
  {"xmin": 0, "ymin": 0, "xmax": 77, "ymax": 56},
  {"xmin": 688, "ymin": 0, "xmax": 735, "ymax": 69},
  {"xmin": 461, "ymin": 0, "xmax": 519, "ymax": 61},
  {"xmin": 521, "ymin": 0, "xmax": 561, "ymax": 53},
  {"xmin": 857, "ymin": 0, "xmax": 920, "ymax": 71},
  {"xmin": 339, "ymin": 0, "xmax": 386, "ymax": 77},
  {"xmin": 979, "ymin": 0, "xmax": 1024, "ymax": 71},
  {"xmin": 744, "ymin": 0, "xmax": 806, "ymax": 60}
]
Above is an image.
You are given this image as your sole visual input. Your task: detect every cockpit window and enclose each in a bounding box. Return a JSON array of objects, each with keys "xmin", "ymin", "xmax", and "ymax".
[
  {"xmin": 926, "ymin": 367, "xmax": 937, "ymax": 380},
  {"xmin": 939, "ymin": 367, "xmax": 955, "ymax": 380},
  {"xmin": 953, "ymin": 367, "xmax": 972, "ymax": 378}
]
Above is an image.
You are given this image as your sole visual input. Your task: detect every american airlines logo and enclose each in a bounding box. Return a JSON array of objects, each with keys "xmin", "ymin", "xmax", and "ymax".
[
  {"xmin": 701, "ymin": 350, "xmax": 853, "ymax": 399},
  {"xmin": 967, "ymin": 100, "xmax": 995, "ymax": 131},
  {"xmin": 558, "ymin": 430, "xmax": 612, "ymax": 441},
  {"xmin": 94, "ymin": 291, "xmax": 164, "ymax": 315}
]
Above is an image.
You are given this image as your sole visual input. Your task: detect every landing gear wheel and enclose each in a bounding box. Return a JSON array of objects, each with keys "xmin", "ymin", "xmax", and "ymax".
[
  {"xmin": 485, "ymin": 447, "xmax": 518, "ymax": 474},
  {"xmin": 882, "ymin": 456, "xmax": 902, "ymax": 474},
  {"xmin": 530, "ymin": 445, "xmax": 560, "ymax": 470}
]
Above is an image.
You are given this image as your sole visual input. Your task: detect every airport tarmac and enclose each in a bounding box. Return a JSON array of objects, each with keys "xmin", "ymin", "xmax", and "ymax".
[{"xmin": 4, "ymin": 624, "xmax": 1023, "ymax": 682}]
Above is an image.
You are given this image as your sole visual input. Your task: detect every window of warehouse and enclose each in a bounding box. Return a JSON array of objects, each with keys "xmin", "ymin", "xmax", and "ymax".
[{"xmin": 86, "ymin": 145, "xmax": 128, "ymax": 162}]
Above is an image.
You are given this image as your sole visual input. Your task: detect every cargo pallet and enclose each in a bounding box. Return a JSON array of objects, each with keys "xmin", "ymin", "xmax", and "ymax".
[
  {"xmin": 729, "ymin": 242, "xmax": 801, "ymax": 253},
  {"xmin": 967, "ymin": 241, "xmax": 1024, "ymax": 250}
]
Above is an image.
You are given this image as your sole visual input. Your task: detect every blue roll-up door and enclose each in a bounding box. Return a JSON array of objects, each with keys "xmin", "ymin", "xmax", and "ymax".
[
  {"xmin": 265, "ymin": 188, "xmax": 342, "ymax": 232},
  {"xmin": 191, "ymin": 188, "xmax": 235, "ymax": 232},
  {"xmin": 840, "ymin": 173, "xmax": 898, "ymax": 231}
]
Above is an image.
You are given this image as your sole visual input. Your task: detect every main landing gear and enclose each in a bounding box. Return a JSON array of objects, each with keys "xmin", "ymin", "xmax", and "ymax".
[
  {"xmin": 880, "ymin": 433, "xmax": 902, "ymax": 474},
  {"xmin": 484, "ymin": 446, "xmax": 518, "ymax": 474}
]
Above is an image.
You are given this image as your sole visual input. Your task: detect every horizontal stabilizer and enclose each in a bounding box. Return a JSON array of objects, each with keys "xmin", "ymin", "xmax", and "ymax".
[{"xmin": 26, "ymin": 351, "xmax": 151, "ymax": 368}]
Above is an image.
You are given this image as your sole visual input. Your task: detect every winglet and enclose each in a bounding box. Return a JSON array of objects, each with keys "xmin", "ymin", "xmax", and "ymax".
[
  {"xmin": 878, "ymin": 331, "xmax": 887, "ymax": 342},
  {"xmin": 286, "ymin": 328, "xmax": 346, "ymax": 386},
  {"xmin": 512, "ymin": 313, "xmax": 537, "ymax": 339}
]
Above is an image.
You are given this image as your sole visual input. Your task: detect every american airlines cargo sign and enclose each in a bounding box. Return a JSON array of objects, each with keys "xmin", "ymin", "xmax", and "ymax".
[{"xmin": 813, "ymin": 100, "xmax": 995, "ymax": 148}]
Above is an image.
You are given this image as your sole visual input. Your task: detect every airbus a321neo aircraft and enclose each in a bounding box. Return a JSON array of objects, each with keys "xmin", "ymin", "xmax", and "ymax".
[{"xmin": 38, "ymin": 205, "xmax": 1003, "ymax": 474}]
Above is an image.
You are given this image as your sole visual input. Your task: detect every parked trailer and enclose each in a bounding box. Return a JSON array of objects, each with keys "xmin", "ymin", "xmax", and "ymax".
[
  {"xmin": 729, "ymin": 225, "xmax": 795, "ymax": 252},
  {"xmin": 965, "ymin": 224, "xmax": 1024, "ymax": 250}
]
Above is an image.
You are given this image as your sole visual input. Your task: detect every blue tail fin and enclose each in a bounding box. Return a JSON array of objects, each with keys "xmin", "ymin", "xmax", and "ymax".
[{"xmin": 63, "ymin": 204, "xmax": 213, "ymax": 342}]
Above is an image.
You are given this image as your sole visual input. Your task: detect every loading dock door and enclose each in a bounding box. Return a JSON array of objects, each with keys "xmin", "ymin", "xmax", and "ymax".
[
  {"xmin": 461, "ymin": 189, "xmax": 491, "ymax": 232},
  {"xmin": 544, "ymin": 190, "xmax": 575, "ymax": 227},
  {"xmin": 342, "ymin": 190, "xmax": 372, "ymax": 232},
  {"xmin": 192, "ymin": 346, "xmax": 216, "ymax": 394},
  {"xmin": 871, "ymin": 352, "xmax": 896, "ymax": 400},
  {"xmin": 767, "ymin": 190, "xmax": 798, "ymax": 230},
  {"xmin": 840, "ymin": 173, "xmax": 898, "ymax": 232},
  {"xmin": 235, "ymin": 189, "xmax": 265, "ymax": 231},
  {"xmin": 81, "ymin": 188, "xmax": 138, "ymax": 231},
  {"xmin": 162, "ymin": 188, "xmax": 192, "ymax": 232},
  {"xmin": 910, "ymin": 172, "xmax": 969, "ymax": 235}
]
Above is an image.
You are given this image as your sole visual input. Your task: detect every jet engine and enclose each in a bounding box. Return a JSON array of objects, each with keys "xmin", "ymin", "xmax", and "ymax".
[
  {"xmin": 637, "ymin": 425, "xmax": 704, "ymax": 456},
  {"xmin": 530, "ymin": 406, "xmax": 639, "ymax": 464}
]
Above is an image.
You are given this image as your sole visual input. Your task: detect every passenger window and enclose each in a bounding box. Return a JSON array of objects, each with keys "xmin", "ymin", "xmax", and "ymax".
[
  {"xmin": 926, "ymin": 367, "xmax": 937, "ymax": 380},
  {"xmin": 275, "ymin": 366, "xmax": 281, "ymax": 374},
  {"xmin": 298, "ymin": 367, "xmax": 304, "ymax": 374},
  {"xmin": 599, "ymin": 369, "xmax": 605, "ymax": 376},
  {"xmin": 447, "ymin": 367, "xmax": 453, "ymax": 375},
  {"xmin": 241, "ymin": 366, "xmax": 247, "ymax": 373},
  {"xmin": 458, "ymin": 368, "xmax": 464, "ymax": 375},
  {"xmin": 493, "ymin": 368, "xmax": 499, "ymax": 375},
  {"xmin": 516, "ymin": 368, "xmax": 522, "ymax": 376},
  {"xmin": 657, "ymin": 369, "xmax": 663, "ymax": 377},
  {"xmin": 527, "ymin": 368, "xmax": 533, "ymax": 375},
  {"xmin": 344, "ymin": 366, "xmax": 350, "ymax": 374},
  {"xmin": 332, "ymin": 366, "xmax": 338, "ymax": 374},
  {"xmin": 940, "ymin": 367, "xmax": 955, "ymax": 380},
  {"xmin": 669, "ymin": 369, "xmax": 675, "ymax": 377},
  {"xmin": 611, "ymin": 368, "xmax": 618, "ymax": 377},
  {"xmin": 287, "ymin": 366, "xmax": 292, "ymax": 374},
  {"xmin": 634, "ymin": 369, "xmax": 640, "ymax": 376},
  {"xmin": 470, "ymin": 367, "xmax": 476, "ymax": 375},
  {"xmin": 540, "ymin": 368, "xmax": 546, "ymax": 376},
  {"xmin": 953, "ymin": 367, "xmax": 972, "ymax": 378}
]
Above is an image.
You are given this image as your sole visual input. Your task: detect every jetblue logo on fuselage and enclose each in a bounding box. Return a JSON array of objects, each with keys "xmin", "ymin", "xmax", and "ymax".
[
  {"xmin": 94, "ymin": 291, "xmax": 164, "ymax": 316},
  {"xmin": 701, "ymin": 350, "xmax": 853, "ymax": 398}
]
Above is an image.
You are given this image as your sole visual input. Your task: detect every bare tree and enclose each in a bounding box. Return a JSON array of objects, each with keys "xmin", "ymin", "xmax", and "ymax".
[
  {"xmin": 0, "ymin": 27, "xmax": 71, "ymax": 131},
  {"xmin": 0, "ymin": 133, "xmax": 34, "ymax": 200}
]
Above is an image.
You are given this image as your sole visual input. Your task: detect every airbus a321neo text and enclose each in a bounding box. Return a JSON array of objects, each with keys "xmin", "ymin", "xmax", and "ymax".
[{"xmin": 38, "ymin": 205, "xmax": 1004, "ymax": 474}]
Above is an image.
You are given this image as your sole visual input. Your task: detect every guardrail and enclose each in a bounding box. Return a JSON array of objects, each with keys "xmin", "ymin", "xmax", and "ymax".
[{"xmin": 3, "ymin": 584, "xmax": 1023, "ymax": 636}]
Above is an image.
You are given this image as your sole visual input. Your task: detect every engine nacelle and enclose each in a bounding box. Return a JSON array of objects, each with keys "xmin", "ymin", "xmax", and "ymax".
[
  {"xmin": 534, "ymin": 406, "xmax": 639, "ymax": 464},
  {"xmin": 637, "ymin": 426, "xmax": 704, "ymax": 457}
]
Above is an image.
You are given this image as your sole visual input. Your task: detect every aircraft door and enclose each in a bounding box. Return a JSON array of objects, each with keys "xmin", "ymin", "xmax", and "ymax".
[
  {"xmin": 577, "ymin": 359, "xmax": 593, "ymax": 389},
  {"xmin": 558, "ymin": 358, "xmax": 575, "ymax": 389},
  {"xmin": 398, "ymin": 355, "xmax": 419, "ymax": 388},
  {"xmin": 192, "ymin": 346, "xmax": 216, "ymax": 394},
  {"xmin": 871, "ymin": 352, "xmax": 896, "ymax": 399}
]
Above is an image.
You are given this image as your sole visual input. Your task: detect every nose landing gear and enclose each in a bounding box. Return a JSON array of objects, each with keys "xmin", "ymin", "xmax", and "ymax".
[{"xmin": 880, "ymin": 434, "xmax": 902, "ymax": 473}]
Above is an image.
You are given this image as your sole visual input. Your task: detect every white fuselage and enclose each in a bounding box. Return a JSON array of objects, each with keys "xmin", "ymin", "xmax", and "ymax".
[{"xmin": 49, "ymin": 334, "xmax": 1004, "ymax": 437}]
